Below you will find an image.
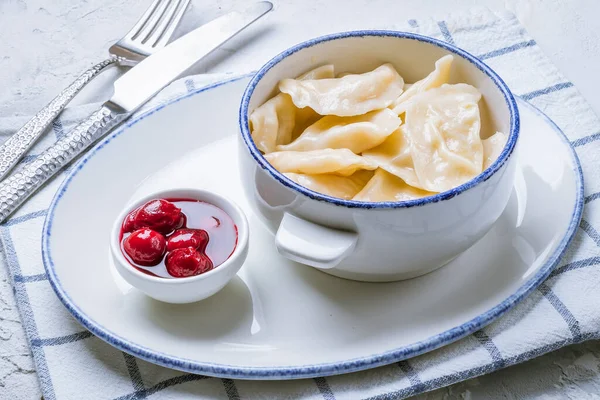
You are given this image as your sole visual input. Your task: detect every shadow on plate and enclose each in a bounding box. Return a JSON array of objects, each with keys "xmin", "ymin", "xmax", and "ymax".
[
  {"xmin": 284, "ymin": 165, "xmax": 557, "ymax": 341},
  {"xmin": 139, "ymin": 276, "xmax": 254, "ymax": 340}
]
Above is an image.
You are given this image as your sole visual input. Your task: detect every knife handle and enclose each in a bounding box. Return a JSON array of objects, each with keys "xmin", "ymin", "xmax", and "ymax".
[
  {"xmin": 0, "ymin": 104, "xmax": 128, "ymax": 223},
  {"xmin": 0, "ymin": 57, "xmax": 119, "ymax": 181}
]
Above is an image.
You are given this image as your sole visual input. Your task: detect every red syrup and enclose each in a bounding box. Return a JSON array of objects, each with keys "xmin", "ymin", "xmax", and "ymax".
[{"xmin": 120, "ymin": 198, "xmax": 238, "ymax": 278}]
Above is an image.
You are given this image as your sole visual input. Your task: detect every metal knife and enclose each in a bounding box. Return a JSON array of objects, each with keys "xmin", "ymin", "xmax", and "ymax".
[{"xmin": 0, "ymin": 2, "xmax": 273, "ymax": 223}]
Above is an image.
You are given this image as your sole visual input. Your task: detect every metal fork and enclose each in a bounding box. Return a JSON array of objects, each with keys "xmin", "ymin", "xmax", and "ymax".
[{"xmin": 0, "ymin": 0, "xmax": 190, "ymax": 180}]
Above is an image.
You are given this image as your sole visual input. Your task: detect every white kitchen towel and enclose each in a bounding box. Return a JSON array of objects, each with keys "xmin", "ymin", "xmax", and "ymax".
[{"xmin": 3, "ymin": 8, "xmax": 600, "ymax": 400}]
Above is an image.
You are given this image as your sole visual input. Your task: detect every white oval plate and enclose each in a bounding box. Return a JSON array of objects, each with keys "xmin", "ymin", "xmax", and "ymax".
[{"xmin": 42, "ymin": 75, "xmax": 583, "ymax": 379}]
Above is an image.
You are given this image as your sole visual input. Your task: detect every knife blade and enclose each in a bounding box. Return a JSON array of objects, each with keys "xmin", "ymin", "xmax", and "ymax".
[
  {"xmin": 0, "ymin": 2, "xmax": 273, "ymax": 222},
  {"xmin": 111, "ymin": 1, "xmax": 273, "ymax": 112}
]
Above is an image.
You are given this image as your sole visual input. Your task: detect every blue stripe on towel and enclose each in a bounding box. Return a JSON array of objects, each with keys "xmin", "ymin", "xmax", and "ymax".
[
  {"xmin": 478, "ymin": 40, "xmax": 536, "ymax": 60},
  {"xmin": 19, "ymin": 154, "xmax": 38, "ymax": 165},
  {"xmin": 31, "ymin": 331, "xmax": 93, "ymax": 347},
  {"xmin": 314, "ymin": 377, "xmax": 336, "ymax": 400},
  {"xmin": 473, "ymin": 330, "xmax": 506, "ymax": 369},
  {"xmin": 14, "ymin": 273, "xmax": 48, "ymax": 283},
  {"xmin": 3, "ymin": 209, "xmax": 48, "ymax": 226},
  {"xmin": 437, "ymin": 21, "xmax": 455, "ymax": 44},
  {"xmin": 0, "ymin": 227, "xmax": 56, "ymax": 400},
  {"xmin": 579, "ymin": 220, "xmax": 600, "ymax": 247},
  {"xmin": 550, "ymin": 256, "xmax": 600, "ymax": 278},
  {"xmin": 572, "ymin": 132, "xmax": 600, "ymax": 148},
  {"xmin": 222, "ymin": 378, "xmax": 241, "ymax": 400},
  {"xmin": 521, "ymin": 82, "xmax": 573, "ymax": 100},
  {"xmin": 585, "ymin": 191, "xmax": 600, "ymax": 204},
  {"xmin": 123, "ymin": 352, "xmax": 147, "ymax": 396},
  {"xmin": 52, "ymin": 118, "xmax": 65, "ymax": 140},
  {"xmin": 397, "ymin": 360, "xmax": 425, "ymax": 395},
  {"xmin": 538, "ymin": 283, "xmax": 582, "ymax": 341}
]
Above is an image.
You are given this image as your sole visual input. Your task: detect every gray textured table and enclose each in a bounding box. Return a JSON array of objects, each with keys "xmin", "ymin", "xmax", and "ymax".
[{"xmin": 2, "ymin": 0, "xmax": 600, "ymax": 398}]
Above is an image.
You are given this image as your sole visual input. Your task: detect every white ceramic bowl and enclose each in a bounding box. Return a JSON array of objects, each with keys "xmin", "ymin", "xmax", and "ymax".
[
  {"xmin": 110, "ymin": 188, "xmax": 249, "ymax": 303},
  {"xmin": 238, "ymin": 31, "xmax": 519, "ymax": 283}
]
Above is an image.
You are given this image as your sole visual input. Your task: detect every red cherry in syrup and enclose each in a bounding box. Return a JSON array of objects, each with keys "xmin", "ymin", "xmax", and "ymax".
[
  {"xmin": 133, "ymin": 199, "xmax": 182, "ymax": 234},
  {"xmin": 123, "ymin": 228, "xmax": 166, "ymax": 266},
  {"xmin": 122, "ymin": 206, "xmax": 140, "ymax": 233},
  {"xmin": 167, "ymin": 229, "xmax": 209, "ymax": 252},
  {"xmin": 166, "ymin": 247, "xmax": 213, "ymax": 277}
]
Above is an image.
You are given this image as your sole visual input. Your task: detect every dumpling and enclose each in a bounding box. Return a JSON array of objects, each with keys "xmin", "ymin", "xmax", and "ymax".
[
  {"xmin": 265, "ymin": 149, "xmax": 378, "ymax": 176},
  {"xmin": 250, "ymin": 94, "xmax": 296, "ymax": 153},
  {"xmin": 391, "ymin": 55, "xmax": 454, "ymax": 115},
  {"xmin": 404, "ymin": 83, "xmax": 483, "ymax": 192},
  {"xmin": 279, "ymin": 64, "xmax": 404, "ymax": 117},
  {"xmin": 482, "ymin": 131, "xmax": 508, "ymax": 169},
  {"xmin": 297, "ymin": 65, "xmax": 334, "ymax": 80},
  {"xmin": 277, "ymin": 108, "xmax": 401, "ymax": 154},
  {"xmin": 362, "ymin": 126, "xmax": 421, "ymax": 188},
  {"xmin": 250, "ymin": 65, "xmax": 335, "ymax": 153},
  {"xmin": 284, "ymin": 170, "xmax": 374, "ymax": 200},
  {"xmin": 293, "ymin": 65, "xmax": 336, "ymax": 140},
  {"xmin": 353, "ymin": 169, "xmax": 434, "ymax": 202}
]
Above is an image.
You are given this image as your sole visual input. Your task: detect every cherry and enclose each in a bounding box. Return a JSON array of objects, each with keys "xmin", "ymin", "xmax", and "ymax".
[
  {"xmin": 132, "ymin": 199, "xmax": 182, "ymax": 234},
  {"xmin": 123, "ymin": 228, "xmax": 166, "ymax": 266},
  {"xmin": 165, "ymin": 247, "xmax": 213, "ymax": 277},
  {"xmin": 167, "ymin": 229, "xmax": 209, "ymax": 252},
  {"xmin": 122, "ymin": 206, "xmax": 140, "ymax": 233}
]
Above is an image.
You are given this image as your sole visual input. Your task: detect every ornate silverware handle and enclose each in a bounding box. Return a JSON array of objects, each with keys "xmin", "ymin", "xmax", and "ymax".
[
  {"xmin": 0, "ymin": 57, "xmax": 119, "ymax": 181},
  {"xmin": 0, "ymin": 104, "xmax": 128, "ymax": 223}
]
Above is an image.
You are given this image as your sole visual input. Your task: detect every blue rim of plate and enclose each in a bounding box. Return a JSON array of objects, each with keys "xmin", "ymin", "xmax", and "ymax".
[
  {"xmin": 42, "ymin": 75, "xmax": 583, "ymax": 380},
  {"xmin": 239, "ymin": 30, "xmax": 520, "ymax": 209}
]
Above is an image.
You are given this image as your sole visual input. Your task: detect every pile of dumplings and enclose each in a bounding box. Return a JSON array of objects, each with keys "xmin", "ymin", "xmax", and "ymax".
[{"xmin": 250, "ymin": 55, "xmax": 508, "ymax": 202}]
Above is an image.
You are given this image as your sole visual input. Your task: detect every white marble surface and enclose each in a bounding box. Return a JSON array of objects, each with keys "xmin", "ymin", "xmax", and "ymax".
[{"xmin": 1, "ymin": 0, "xmax": 600, "ymax": 398}]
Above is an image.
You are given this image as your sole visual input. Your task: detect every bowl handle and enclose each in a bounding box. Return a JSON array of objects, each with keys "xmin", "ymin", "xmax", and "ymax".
[{"xmin": 275, "ymin": 212, "xmax": 358, "ymax": 270}]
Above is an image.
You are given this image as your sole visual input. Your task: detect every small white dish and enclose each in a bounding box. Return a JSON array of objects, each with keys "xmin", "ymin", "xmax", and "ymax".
[
  {"xmin": 109, "ymin": 188, "xmax": 249, "ymax": 304},
  {"xmin": 239, "ymin": 31, "xmax": 519, "ymax": 282},
  {"xmin": 42, "ymin": 75, "xmax": 582, "ymax": 379}
]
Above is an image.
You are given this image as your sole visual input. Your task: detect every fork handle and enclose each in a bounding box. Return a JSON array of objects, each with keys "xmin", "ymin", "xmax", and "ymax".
[
  {"xmin": 0, "ymin": 103, "xmax": 128, "ymax": 223},
  {"xmin": 0, "ymin": 56, "xmax": 119, "ymax": 181}
]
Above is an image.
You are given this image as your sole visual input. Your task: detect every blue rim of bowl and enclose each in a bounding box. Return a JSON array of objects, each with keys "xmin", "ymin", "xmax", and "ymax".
[
  {"xmin": 239, "ymin": 30, "xmax": 520, "ymax": 209},
  {"xmin": 42, "ymin": 75, "xmax": 583, "ymax": 380}
]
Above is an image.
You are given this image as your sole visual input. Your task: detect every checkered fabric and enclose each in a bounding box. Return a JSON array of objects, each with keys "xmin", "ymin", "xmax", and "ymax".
[{"xmin": 2, "ymin": 8, "xmax": 600, "ymax": 400}]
